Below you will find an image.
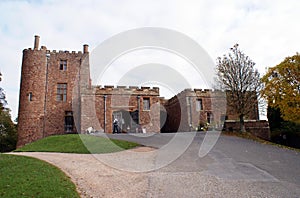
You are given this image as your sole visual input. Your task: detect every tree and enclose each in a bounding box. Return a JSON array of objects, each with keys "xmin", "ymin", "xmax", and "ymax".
[
  {"xmin": 0, "ymin": 108, "xmax": 17, "ymax": 152},
  {"xmin": 0, "ymin": 72, "xmax": 17, "ymax": 152},
  {"xmin": 0, "ymin": 73, "xmax": 7, "ymax": 109},
  {"xmin": 216, "ymin": 44, "xmax": 262, "ymax": 132},
  {"xmin": 261, "ymin": 53, "xmax": 300, "ymax": 124}
]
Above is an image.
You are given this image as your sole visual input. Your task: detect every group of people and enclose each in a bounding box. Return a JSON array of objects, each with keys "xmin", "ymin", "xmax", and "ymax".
[
  {"xmin": 87, "ymin": 118, "xmax": 145, "ymax": 134},
  {"xmin": 113, "ymin": 118, "xmax": 146, "ymax": 134}
]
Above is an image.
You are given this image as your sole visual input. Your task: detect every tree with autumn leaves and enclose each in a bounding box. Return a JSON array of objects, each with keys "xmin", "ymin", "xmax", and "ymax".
[{"xmin": 261, "ymin": 53, "xmax": 300, "ymax": 124}]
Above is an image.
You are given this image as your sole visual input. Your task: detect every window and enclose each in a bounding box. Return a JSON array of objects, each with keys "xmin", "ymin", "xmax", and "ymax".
[
  {"xmin": 59, "ymin": 60, "xmax": 67, "ymax": 71},
  {"xmin": 196, "ymin": 99, "xmax": 203, "ymax": 111},
  {"xmin": 28, "ymin": 92, "xmax": 32, "ymax": 102},
  {"xmin": 143, "ymin": 98, "xmax": 150, "ymax": 110},
  {"xmin": 57, "ymin": 83, "xmax": 67, "ymax": 101}
]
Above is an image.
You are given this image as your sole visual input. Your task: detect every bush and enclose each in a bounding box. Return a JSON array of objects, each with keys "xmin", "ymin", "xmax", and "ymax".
[{"xmin": 271, "ymin": 121, "xmax": 300, "ymax": 149}]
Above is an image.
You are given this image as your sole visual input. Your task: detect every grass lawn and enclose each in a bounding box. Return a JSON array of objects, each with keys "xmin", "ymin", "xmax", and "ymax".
[
  {"xmin": 0, "ymin": 154, "xmax": 80, "ymax": 198},
  {"xmin": 15, "ymin": 134, "xmax": 139, "ymax": 154}
]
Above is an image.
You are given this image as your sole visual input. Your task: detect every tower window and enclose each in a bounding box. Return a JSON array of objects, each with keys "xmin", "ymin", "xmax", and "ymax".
[
  {"xmin": 59, "ymin": 60, "xmax": 67, "ymax": 71},
  {"xmin": 196, "ymin": 99, "xmax": 203, "ymax": 111},
  {"xmin": 57, "ymin": 83, "xmax": 67, "ymax": 102},
  {"xmin": 143, "ymin": 98, "xmax": 150, "ymax": 110},
  {"xmin": 28, "ymin": 92, "xmax": 32, "ymax": 102}
]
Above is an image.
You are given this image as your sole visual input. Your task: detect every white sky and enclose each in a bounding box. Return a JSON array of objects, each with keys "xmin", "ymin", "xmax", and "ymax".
[{"xmin": 0, "ymin": 0, "xmax": 299, "ymax": 120}]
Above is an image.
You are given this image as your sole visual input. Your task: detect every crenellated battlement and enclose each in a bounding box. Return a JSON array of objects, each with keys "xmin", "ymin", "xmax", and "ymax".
[
  {"xmin": 92, "ymin": 85, "xmax": 160, "ymax": 96},
  {"xmin": 164, "ymin": 88, "xmax": 225, "ymax": 106},
  {"xmin": 23, "ymin": 48, "xmax": 85, "ymax": 55},
  {"xmin": 23, "ymin": 35, "xmax": 88, "ymax": 55}
]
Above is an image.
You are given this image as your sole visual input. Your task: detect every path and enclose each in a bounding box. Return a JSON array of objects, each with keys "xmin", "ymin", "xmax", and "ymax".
[{"xmin": 12, "ymin": 133, "xmax": 300, "ymax": 197}]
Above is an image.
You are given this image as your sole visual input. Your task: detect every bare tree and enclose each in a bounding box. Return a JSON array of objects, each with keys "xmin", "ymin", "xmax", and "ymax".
[{"xmin": 216, "ymin": 44, "xmax": 262, "ymax": 132}]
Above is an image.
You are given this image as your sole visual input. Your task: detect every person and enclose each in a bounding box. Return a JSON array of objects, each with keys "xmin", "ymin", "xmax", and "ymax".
[{"xmin": 113, "ymin": 118, "xmax": 119, "ymax": 133}]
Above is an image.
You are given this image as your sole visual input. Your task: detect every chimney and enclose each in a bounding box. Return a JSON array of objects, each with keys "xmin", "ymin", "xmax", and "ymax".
[
  {"xmin": 34, "ymin": 35, "xmax": 40, "ymax": 50},
  {"xmin": 83, "ymin": 44, "xmax": 89, "ymax": 53}
]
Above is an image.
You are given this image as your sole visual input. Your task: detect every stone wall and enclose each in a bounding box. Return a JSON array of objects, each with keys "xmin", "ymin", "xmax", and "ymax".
[
  {"xmin": 17, "ymin": 47, "xmax": 48, "ymax": 147},
  {"xmin": 223, "ymin": 120, "xmax": 271, "ymax": 140},
  {"xmin": 163, "ymin": 89, "xmax": 227, "ymax": 132},
  {"xmin": 81, "ymin": 86, "xmax": 161, "ymax": 133},
  {"xmin": 162, "ymin": 89, "xmax": 260, "ymax": 133},
  {"xmin": 17, "ymin": 36, "xmax": 88, "ymax": 147},
  {"xmin": 43, "ymin": 50, "xmax": 85, "ymax": 136}
]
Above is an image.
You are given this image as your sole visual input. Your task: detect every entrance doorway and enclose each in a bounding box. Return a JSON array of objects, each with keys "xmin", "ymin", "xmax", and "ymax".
[
  {"xmin": 112, "ymin": 110, "xmax": 139, "ymax": 133},
  {"xmin": 65, "ymin": 111, "xmax": 74, "ymax": 133}
]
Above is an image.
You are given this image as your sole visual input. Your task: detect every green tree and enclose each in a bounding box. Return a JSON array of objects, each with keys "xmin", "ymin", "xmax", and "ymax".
[
  {"xmin": 0, "ymin": 72, "xmax": 17, "ymax": 152},
  {"xmin": 261, "ymin": 53, "xmax": 300, "ymax": 124},
  {"xmin": 216, "ymin": 44, "xmax": 262, "ymax": 132},
  {"xmin": 0, "ymin": 109, "xmax": 17, "ymax": 152}
]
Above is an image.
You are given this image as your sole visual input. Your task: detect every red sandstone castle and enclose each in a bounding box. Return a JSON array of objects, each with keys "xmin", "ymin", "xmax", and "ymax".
[{"xmin": 17, "ymin": 36, "xmax": 264, "ymax": 147}]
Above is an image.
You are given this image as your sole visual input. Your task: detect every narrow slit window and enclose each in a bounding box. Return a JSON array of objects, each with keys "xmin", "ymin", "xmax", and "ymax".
[{"xmin": 28, "ymin": 92, "xmax": 32, "ymax": 102}]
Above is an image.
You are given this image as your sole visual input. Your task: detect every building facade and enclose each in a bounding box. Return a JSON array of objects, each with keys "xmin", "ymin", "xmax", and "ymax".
[
  {"xmin": 17, "ymin": 36, "xmax": 264, "ymax": 147},
  {"xmin": 162, "ymin": 88, "xmax": 259, "ymax": 132},
  {"xmin": 17, "ymin": 36, "xmax": 163, "ymax": 147},
  {"xmin": 80, "ymin": 85, "xmax": 161, "ymax": 134},
  {"xmin": 17, "ymin": 36, "xmax": 88, "ymax": 147}
]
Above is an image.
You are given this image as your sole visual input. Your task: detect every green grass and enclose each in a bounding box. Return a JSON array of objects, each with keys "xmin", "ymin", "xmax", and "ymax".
[
  {"xmin": 15, "ymin": 134, "xmax": 139, "ymax": 154},
  {"xmin": 0, "ymin": 154, "xmax": 80, "ymax": 198}
]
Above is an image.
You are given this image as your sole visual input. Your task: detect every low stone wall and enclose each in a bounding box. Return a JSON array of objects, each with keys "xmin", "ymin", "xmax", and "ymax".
[{"xmin": 223, "ymin": 120, "xmax": 270, "ymax": 140}]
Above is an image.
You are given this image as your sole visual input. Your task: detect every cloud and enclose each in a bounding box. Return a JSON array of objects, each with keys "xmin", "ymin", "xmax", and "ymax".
[{"xmin": 0, "ymin": 0, "xmax": 299, "ymax": 120}]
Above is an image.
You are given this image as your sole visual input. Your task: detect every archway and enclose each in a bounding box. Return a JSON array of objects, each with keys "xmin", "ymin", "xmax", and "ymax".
[{"xmin": 112, "ymin": 110, "xmax": 139, "ymax": 133}]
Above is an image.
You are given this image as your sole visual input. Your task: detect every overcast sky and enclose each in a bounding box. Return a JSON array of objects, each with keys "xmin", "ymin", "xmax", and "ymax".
[{"xmin": 0, "ymin": 0, "xmax": 299, "ymax": 120}]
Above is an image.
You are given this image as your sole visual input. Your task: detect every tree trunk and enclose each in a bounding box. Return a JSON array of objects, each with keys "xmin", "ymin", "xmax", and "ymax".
[{"xmin": 239, "ymin": 114, "xmax": 246, "ymax": 133}]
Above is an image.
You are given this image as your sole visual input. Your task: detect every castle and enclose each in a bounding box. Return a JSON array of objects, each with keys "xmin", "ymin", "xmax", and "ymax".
[{"xmin": 17, "ymin": 36, "xmax": 265, "ymax": 147}]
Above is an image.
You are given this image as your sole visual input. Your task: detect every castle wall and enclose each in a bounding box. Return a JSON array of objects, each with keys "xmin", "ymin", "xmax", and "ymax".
[
  {"xmin": 164, "ymin": 89, "xmax": 222, "ymax": 132},
  {"xmin": 81, "ymin": 86, "xmax": 161, "ymax": 133},
  {"xmin": 17, "ymin": 48, "xmax": 48, "ymax": 147},
  {"xmin": 223, "ymin": 120, "xmax": 270, "ymax": 140},
  {"xmin": 17, "ymin": 36, "xmax": 88, "ymax": 147},
  {"xmin": 43, "ymin": 50, "xmax": 85, "ymax": 136},
  {"xmin": 163, "ymin": 89, "xmax": 259, "ymax": 132}
]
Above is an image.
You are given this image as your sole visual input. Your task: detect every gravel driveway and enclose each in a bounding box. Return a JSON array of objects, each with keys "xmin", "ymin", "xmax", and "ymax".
[{"xmin": 11, "ymin": 133, "xmax": 300, "ymax": 197}]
